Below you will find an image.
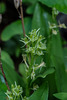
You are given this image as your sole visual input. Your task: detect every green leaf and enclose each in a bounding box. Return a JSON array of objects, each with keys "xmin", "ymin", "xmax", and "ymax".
[
  {"xmin": 47, "ymin": 33, "xmax": 67, "ymax": 92},
  {"xmin": 23, "ymin": 0, "xmax": 38, "ymax": 4},
  {"xmin": 1, "ymin": 51, "xmax": 14, "ymax": 69},
  {"xmin": 32, "ymin": 3, "xmax": 52, "ymax": 37},
  {"xmin": 1, "ymin": 51, "xmax": 25, "ymax": 88},
  {"xmin": 1, "ymin": 17, "xmax": 32, "ymax": 41},
  {"xmin": 29, "ymin": 82, "xmax": 48, "ymax": 100},
  {"xmin": 63, "ymin": 48, "xmax": 67, "ymax": 70},
  {"xmin": 26, "ymin": 5, "xmax": 35, "ymax": 14},
  {"xmin": 0, "ymin": 92, "xmax": 6, "ymax": 100},
  {"xmin": 19, "ymin": 63, "xmax": 26, "ymax": 83},
  {"xmin": 53, "ymin": 92, "xmax": 67, "ymax": 100},
  {"xmin": 0, "ymin": 80, "xmax": 7, "ymax": 100},
  {"xmin": 1, "ymin": 60, "xmax": 25, "ymax": 88},
  {"xmin": 31, "ymin": 67, "xmax": 55, "ymax": 84},
  {"xmin": 36, "ymin": 67, "xmax": 55, "ymax": 78},
  {"xmin": 39, "ymin": 0, "xmax": 67, "ymax": 14},
  {"xmin": 0, "ymin": 2, "xmax": 6, "ymax": 14},
  {"xmin": 0, "ymin": 80, "xmax": 7, "ymax": 92}
]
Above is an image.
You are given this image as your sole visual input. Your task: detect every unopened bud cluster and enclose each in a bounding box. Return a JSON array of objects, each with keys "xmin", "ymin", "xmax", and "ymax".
[
  {"xmin": 21, "ymin": 29, "xmax": 46, "ymax": 56},
  {"xmin": 5, "ymin": 82, "xmax": 23, "ymax": 100}
]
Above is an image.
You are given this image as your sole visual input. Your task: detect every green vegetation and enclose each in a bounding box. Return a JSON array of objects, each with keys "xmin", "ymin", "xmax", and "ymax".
[{"xmin": 0, "ymin": 0, "xmax": 67, "ymax": 100}]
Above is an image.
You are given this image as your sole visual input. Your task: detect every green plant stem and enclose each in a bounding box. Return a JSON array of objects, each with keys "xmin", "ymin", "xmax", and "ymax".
[
  {"xmin": 19, "ymin": 1, "xmax": 30, "ymax": 96},
  {"xmin": 25, "ymin": 54, "xmax": 34, "ymax": 97},
  {"xmin": 26, "ymin": 68, "xmax": 30, "ymax": 97},
  {"xmin": 26, "ymin": 78, "xmax": 30, "ymax": 97}
]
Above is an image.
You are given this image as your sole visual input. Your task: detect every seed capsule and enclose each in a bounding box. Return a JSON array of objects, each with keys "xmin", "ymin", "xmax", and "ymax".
[{"xmin": 14, "ymin": 0, "xmax": 20, "ymax": 9}]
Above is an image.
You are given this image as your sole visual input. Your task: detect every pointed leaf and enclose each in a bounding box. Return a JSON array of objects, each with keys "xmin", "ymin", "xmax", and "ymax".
[
  {"xmin": 29, "ymin": 82, "xmax": 48, "ymax": 100},
  {"xmin": 1, "ymin": 51, "xmax": 25, "ymax": 88},
  {"xmin": 1, "ymin": 51, "xmax": 14, "ymax": 69},
  {"xmin": 47, "ymin": 33, "xmax": 67, "ymax": 92},
  {"xmin": 31, "ymin": 67, "xmax": 55, "ymax": 84},
  {"xmin": 32, "ymin": 3, "xmax": 52, "ymax": 36},
  {"xmin": 1, "ymin": 17, "xmax": 32, "ymax": 41},
  {"xmin": 53, "ymin": 92, "xmax": 67, "ymax": 100},
  {"xmin": 39, "ymin": 0, "xmax": 67, "ymax": 14},
  {"xmin": 37, "ymin": 67, "xmax": 55, "ymax": 78}
]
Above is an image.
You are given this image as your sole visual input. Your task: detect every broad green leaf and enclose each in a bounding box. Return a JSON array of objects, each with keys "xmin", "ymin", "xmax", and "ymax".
[
  {"xmin": 0, "ymin": 2, "xmax": 6, "ymax": 14},
  {"xmin": 1, "ymin": 51, "xmax": 14, "ymax": 69},
  {"xmin": 2, "ymin": 36, "xmax": 22, "ymax": 56},
  {"xmin": 29, "ymin": 82, "xmax": 48, "ymax": 100},
  {"xmin": 26, "ymin": 5, "xmax": 35, "ymax": 14},
  {"xmin": 0, "ymin": 92, "xmax": 6, "ymax": 100},
  {"xmin": 23, "ymin": 0, "xmax": 38, "ymax": 4},
  {"xmin": 63, "ymin": 48, "xmax": 67, "ymax": 70},
  {"xmin": 1, "ymin": 51, "xmax": 25, "ymax": 88},
  {"xmin": 47, "ymin": 33, "xmax": 67, "ymax": 92},
  {"xmin": 1, "ymin": 60, "xmax": 25, "ymax": 88},
  {"xmin": 53, "ymin": 92, "xmax": 67, "ymax": 100},
  {"xmin": 39, "ymin": 0, "xmax": 67, "ymax": 14},
  {"xmin": 0, "ymin": 80, "xmax": 7, "ymax": 100},
  {"xmin": 32, "ymin": 3, "xmax": 52, "ymax": 37},
  {"xmin": 0, "ymin": 80, "xmax": 7, "ymax": 92},
  {"xmin": 1, "ymin": 17, "xmax": 32, "ymax": 41}
]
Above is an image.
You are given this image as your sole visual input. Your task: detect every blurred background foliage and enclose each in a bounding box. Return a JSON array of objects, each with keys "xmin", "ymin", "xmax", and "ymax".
[{"xmin": 1, "ymin": 0, "xmax": 67, "ymax": 100}]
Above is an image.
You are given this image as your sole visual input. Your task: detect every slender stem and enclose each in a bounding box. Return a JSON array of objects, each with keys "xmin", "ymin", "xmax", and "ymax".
[
  {"xmin": 19, "ymin": 0, "xmax": 26, "ymax": 37},
  {"xmin": 0, "ymin": 48, "xmax": 10, "ymax": 91},
  {"xmin": 19, "ymin": 0, "xmax": 30, "ymax": 96},
  {"xmin": 26, "ymin": 77, "xmax": 30, "ymax": 97},
  {"xmin": 25, "ymin": 55, "xmax": 34, "ymax": 96}
]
